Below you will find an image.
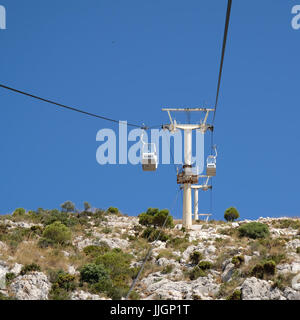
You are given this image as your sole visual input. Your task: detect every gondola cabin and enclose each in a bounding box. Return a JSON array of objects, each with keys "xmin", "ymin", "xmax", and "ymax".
[
  {"xmin": 206, "ymin": 155, "xmax": 216, "ymax": 177},
  {"xmin": 142, "ymin": 143, "xmax": 158, "ymax": 171}
]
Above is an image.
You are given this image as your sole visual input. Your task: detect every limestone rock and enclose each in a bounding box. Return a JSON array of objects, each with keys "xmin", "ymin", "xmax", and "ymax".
[
  {"xmin": 291, "ymin": 273, "xmax": 300, "ymax": 291},
  {"xmin": 0, "ymin": 263, "xmax": 9, "ymax": 290},
  {"xmin": 283, "ymin": 287, "xmax": 300, "ymax": 300},
  {"xmin": 10, "ymin": 272, "xmax": 51, "ymax": 300},
  {"xmin": 221, "ymin": 263, "xmax": 235, "ymax": 283},
  {"xmin": 71, "ymin": 290, "xmax": 109, "ymax": 300},
  {"xmin": 10, "ymin": 263, "xmax": 23, "ymax": 275},
  {"xmin": 241, "ymin": 277, "xmax": 284, "ymax": 300}
]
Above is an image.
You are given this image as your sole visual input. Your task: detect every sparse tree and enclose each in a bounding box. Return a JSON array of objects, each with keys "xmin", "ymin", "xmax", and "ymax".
[
  {"xmin": 84, "ymin": 202, "xmax": 91, "ymax": 212},
  {"xmin": 60, "ymin": 201, "xmax": 75, "ymax": 213},
  {"xmin": 224, "ymin": 207, "xmax": 240, "ymax": 222}
]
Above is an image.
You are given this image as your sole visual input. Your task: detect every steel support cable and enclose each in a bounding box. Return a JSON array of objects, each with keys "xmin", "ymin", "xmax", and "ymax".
[
  {"xmin": 125, "ymin": 188, "xmax": 181, "ymax": 299},
  {"xmin": 0, "ymin": 83, "xmax": 157, "ymax": 130},
  {"xmin": 212, "ymin": 0, "xmax": 232, "ymax": 124}
]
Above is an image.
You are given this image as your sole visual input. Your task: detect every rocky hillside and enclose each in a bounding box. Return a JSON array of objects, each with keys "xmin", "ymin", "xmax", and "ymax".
[{"xmin": 0, "ymin": 207, "xmax": 300, "ymax": 300}]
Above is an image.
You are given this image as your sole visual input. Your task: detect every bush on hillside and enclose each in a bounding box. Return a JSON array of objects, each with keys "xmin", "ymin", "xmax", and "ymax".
[
  {"xmin": 138, "ymin": 208, "xmax": 174, "ymax": 228},
  {"xmin": 189, "ymin": 251, "xmax": 203, "ymax": 265},
  {"xmin": 12, "ymin": 208, "xmax": 26, "ymax": 217},
  {"xmin": 80, "ymin": 263, "xmax": 110, "ymax": 284},
  {"xmin": 226, "ymin": 290, "xmax": 242, "ymax": 300},
  {"xmin": 251, "ymin": 260, "xmax": 276, "ymax": 279},
  {"xmin": 107, "ymin": 207, "xmax": 119, "ymax": 215},
  {"xmin": 141, "ymin": 227, "xmax": 169, "ymax": 242},
  {"xmin": 232, "ymin": 255, "xmax": 245, "ymax": 267},
  {"xmin": 41, "ymin": 221, "xmax": 71, "ymax": 245},
  {"xmin": 20, "ymin": 263, "xmax": 41, "ymax": 275},
  {"xmin": 83, "ymin": 244, "xmax": 110, "ymax": 258},
  {"xmin": 238, "ymin": 222, "xmax": 269, "ymax": 239}
]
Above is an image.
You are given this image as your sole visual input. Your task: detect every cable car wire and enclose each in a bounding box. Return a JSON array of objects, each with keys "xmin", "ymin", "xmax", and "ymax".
[
  {"xmin": 0, "ymin": 83, "xmax": 153, "ymax": 129},
  {"xmin": 212, "ymin": 0, "xmax": 232, "ymax": 124}
]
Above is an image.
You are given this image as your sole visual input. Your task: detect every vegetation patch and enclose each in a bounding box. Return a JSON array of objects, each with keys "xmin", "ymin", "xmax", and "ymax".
[
  {"xmin": 251, "ymin": 260, "xmax": 276, "ymax": 279},
  {"xmin": 138, "ymin": 208, "xmax": 174, "ymax": 228},
  {"xmin": 189, "ymin": 251, "xmax": 203, "ymax": 265},
  {"xmin": 271, "ymin": 219, "xmax": 300, "ymax": 230},
  {"xmin": 141, "ymin": 227, "xmax": 169, "ymax": 242},
  {"xmin": 20, "ymin": 263, "xmax": 41, "ymax": 275},
  {"xmin": 232, "ymin": 255, "xmax": 245, "ymax": 268},
  {"xmin": 166, "ymin": 236, "xmax": 190, "ymax": 252},
  {"xmin": 49, "ymin": 270, "xmax": 77, "ymax": 300},
  {"xmin": 226, "ymin": 289, "xmax": 242, "ymax": 300},
  {"xmin": 238, "ymin": 222, "xmax": 269, "ymax": 239},
  {"xmin": 39, "ymin": 221, "xmax": 71, "ymax": 247}
]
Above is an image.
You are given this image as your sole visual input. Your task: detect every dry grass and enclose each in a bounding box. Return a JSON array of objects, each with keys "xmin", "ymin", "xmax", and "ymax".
[{"xmin": 12, "ymin": 241, "xmax": 70, "ymax": 272}]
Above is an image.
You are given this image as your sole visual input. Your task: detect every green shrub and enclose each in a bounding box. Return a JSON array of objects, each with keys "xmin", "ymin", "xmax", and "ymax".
[
  {"xmin": 226, "ymin": 289, "xmax": 241, "ymax": 300},
  {"xmin": 0, "ymin": 292, "xmax": 15, "ymax": 300},
  {"xmin": 296, "ymin": 247, "xmax": 300, "ymax": 254},
  {"xmin": 80, "ymin": 263, "xmax": 110, "ymax": 284},
  {"xmin": 42, "ymin": 221, "xmax": 71, "ymax": 245},
  {"xmin": 107, "ymin": 207, "xmax": 119, "ymax": 215},
  {"xmin": 4, "ymin": 227, "xmax": 31, "ymax": 249},
  {"xmin": 263, "ymin": 260, "xmax": 276, "ymax": 275},
  {"xmin": 12, "ymin": 208, "xmax": 26, "ymax": 217},
  {"xmin": 273, "ymin": 219, "xmax": 300, "ymax": 230},
  {"xmin": 41, "ymin": 210, "xmax": 77, "ymax": 227},
  {"xmin": 141, "ymin": 227, "xmax": 169, "ymax": 242},
  {"xmin": 232, "ymin": 255, "xmax": 245, "ymax": 267},
  {"xmin": 251, "ymin": 260, "xmax": 276, "ymax": 279},
  {"xmin": 30, "ymin": 225, "xmax": 43, "ymax": 236},
  {"xmin": 128, "ymin": 290, "xmax": 140, "ymax": 300},
  {"xmin": 83, "ymin": 244, "xmax": 110, "ymax": 258},
  {"xmin": 38, "ymin": 237, "xmax": 55, "ymax": 248},
  {"xmin": 51, "ymin": 270, "xmax": 76, "ymax": 291},
  {"xmin": 198, "ymin": 261, "xmax": 212, "ymax": 270},
  {"xmin": 189, "ymin": 251, "xmax": 203, "ymax": 265},
  {"xmin": 20, "ymin": 263, "xmax": 41, "ymax": 275},
  {"xmin": 251, "ymin": 263, "xmax": 264, "ymax": 279},
  {"xmin": 49, "ymin": 288, "xmax": 70, "ymax": 300},
  {"xmin": 95, "ymin": 249, "xmax": 133, "ymax": 280},
  {"xmin": 102, "ymin": 227, "xmax": 112, "ymax": 234},
  {"xmin": 162, "ymin": 265, "xmax": 174, "ymax": 274},
  {"xmin": 138, "ymin": 208, "xmax": 174, "ymax": 228},
  {"xmin": 189, "ymin": 267, "xmax": 206, "ymax": 280},
  {"xmin": 238, "ymin": 222, "xmax": 269, "ymax": 239},
  {"xmin": 224, "ymin": 207, "xmax": 240, "ymax": 222},
  {"xmin": 5, "ymin": 272, "xmax": 16, "ymax": 284},
  {"xmin": 156, "ymin": 249, "xmax": 176, "ymax": 261},
  {"xmin": 166, "ymin": 236, "xmax": 190, "ymax": 252}
]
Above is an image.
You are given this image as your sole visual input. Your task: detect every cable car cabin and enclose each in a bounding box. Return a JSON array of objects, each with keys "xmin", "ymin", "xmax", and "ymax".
[
  {"xmin": 142, "ymin": 143, "xmax": 158, "ymax": 171},
  {"xmin": 206, "ymin": 155, "xmax": 216, "ymax": 177}
]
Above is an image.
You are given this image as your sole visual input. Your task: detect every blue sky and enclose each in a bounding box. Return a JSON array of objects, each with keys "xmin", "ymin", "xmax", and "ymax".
[{"xmin": 0, "ymin": 0, "xmax": 299, "ymax": 220}]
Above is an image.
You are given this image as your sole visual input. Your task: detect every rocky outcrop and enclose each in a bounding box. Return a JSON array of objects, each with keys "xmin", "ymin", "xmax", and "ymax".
[
  {"xmin": 142, "ymin": 273, "xmax": 219, "ymax": 300},
  {"xmin": 241, "ymin": 277, "xmax": 284, "ymax": 300},
  {"xmin": 10, "ymin": 272, "xmax": 51, "ymax": 300},
  {"xmin": 221, "ymin": 262, "xmax": 235, "ymax": 283},
  {"xmin": 71, "ymin": 290, "xmax": 110, "ymax": 300},
  {"xmin": 0, "ymin": 262, "xmax": 9, "ymax": 290}
]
